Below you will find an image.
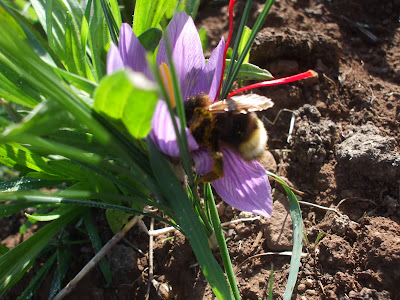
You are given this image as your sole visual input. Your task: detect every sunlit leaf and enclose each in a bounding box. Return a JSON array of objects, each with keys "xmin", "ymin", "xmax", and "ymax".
[
  {"xmin": 30, "ymin": 0, "xmax": 66, "ymax": 63},
  {"xmin": 225, "ymin": 60, "xmax": 273, "ymax": 81},
  {"xmin": 65, "ymin": 12, "xmax": 87, "ymax": 77},
  {"xmin": 198, "ymin": 27, "xmax": 208, "ymax": 53},
  {"xmin": 133, "ymin": 0, "xmax": 171, "ymax": 35},
  {"xmin": 25, "ymin": 212, "xmax": 61, "ymax": 222},
  {"xmin": 238, "ymin": 26, "xmax": 251, "ymax": 63},
  {"xmin": 94, "ymin": 70, "xmax": 158, "ymax": 139},
  {"xmin": 0, "ymin": 143, "xmax": 63, "ymax": 176}
]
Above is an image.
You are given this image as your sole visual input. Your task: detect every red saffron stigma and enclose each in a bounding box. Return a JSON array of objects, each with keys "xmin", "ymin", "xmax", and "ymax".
[
  {"xmin": 227, "ymin": 70, "xmax": 318, "ymax": 98},
  {"xmin": 214, "ymin": 0, "xmax": 236, "ymax": 102}
]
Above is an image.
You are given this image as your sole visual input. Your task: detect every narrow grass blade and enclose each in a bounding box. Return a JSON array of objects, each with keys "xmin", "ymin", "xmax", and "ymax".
[
  {"xmin": 16, "ymin": 252, "xmax": 57, "ymax": 300},
  {"xmin": 205, "ymin": 183, "xmax": 240, "ymax": 300},
  {"xmin": 0, "ymin": 192, "xmax": 175, "ymax": 228},
  {"xmin": 268, "ymin": 264, "xmax": 274, "ymax": 300},
  {"xmin": 65, "ymin": 12, "xmax": 87, "ymax": 77},
  {"xmin": 49, "ymin": 245, "xmax": 72, "ymax": 298},
  {"xmin": 266, "ymin": 171, "xmax": 303, "ymax": 300},
  {"xmin": 84, "ymin": 211, "xmax": 112, "ymax": 286},
  {"xmin": 185, "ymin": 0, "xmax": 200, "ymax": 18},
  {"xmin": 222, "ymin": 0, "xmax": 253, "ymax": 97},
  {"xmin": 222, "ymin": 0, "xmax": 276, "ymax": 98},
  {"xmin": 148, "ymin": 140, "xmax": 234, "ymax": 300},
  {"xmin": 0, "ymin": 205, "xmax": 85, "ymax": 295},
  {"xmin": 100, "ymin": 0, "xmax": 118, "ymax": 44}
]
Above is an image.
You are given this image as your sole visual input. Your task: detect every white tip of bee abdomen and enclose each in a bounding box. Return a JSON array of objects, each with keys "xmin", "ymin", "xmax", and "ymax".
[{"xmin": 239, "ymin": 118, "xmax": 268, "ymax": 161}]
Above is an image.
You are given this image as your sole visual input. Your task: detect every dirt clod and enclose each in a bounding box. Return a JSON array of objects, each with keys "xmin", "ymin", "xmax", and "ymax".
[{"xmin": 336, "ymin": 124, "xmax": 400, "ymax": 182}]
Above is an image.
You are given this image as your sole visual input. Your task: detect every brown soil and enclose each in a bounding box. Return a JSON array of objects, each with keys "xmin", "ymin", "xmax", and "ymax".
[{"xmin": 2, "ymin": 0, "xmax": 400, "ymax": 299}]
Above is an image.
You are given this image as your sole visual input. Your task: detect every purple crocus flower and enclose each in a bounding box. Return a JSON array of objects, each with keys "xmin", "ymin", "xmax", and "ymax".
[{"xmin": 107, "ymin": 11, "xmax": 272, "ymax": 218}]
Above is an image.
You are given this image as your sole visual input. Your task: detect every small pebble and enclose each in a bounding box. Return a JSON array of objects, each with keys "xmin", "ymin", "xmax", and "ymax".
[
  {"xmin": 236, "ymin": 224, "xmax": 251, "ymax": 236},
  {"xmin": 225, "ymin": 206, "xmax": 234, "ymax": 218},
  {"xmin": 297, "ymin": 283, "xmax": 306, "ymax": 294},
  {"xmin": 348, "ymin": 290, "xmax": 357, "ymax": 298},
  {"xmin": 305, "ymin": 290, "xmax": 317, "ymax": 296},
  {"xmin": 305, "ymin": 278, "xmax": 314, "ymax": 288},
  {"xmin": 216, "ymin": 202, "xmax": 226, "ymax": 217}
]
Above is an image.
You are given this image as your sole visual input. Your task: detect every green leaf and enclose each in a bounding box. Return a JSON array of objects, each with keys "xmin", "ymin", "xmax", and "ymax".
[
  {"xmin": 0, "ymin": 143, "xmax": 65, "ymax": 176},
  {"xmin": 107, "ymin": 0, "xmax": 122, "ymax": 29},
  {"xmin": 2, "ymin": 100, "xmax": 76, "ymax": 139},
  {"xmin": 1, "ymin": 98, "xmax": 22, "ymax": 123},
  {"xmin": 222, "ymin": 0, "xmax": 276, "ymax": 98},
  {"xmin": 138, "ymin": 27, "xmax": 162, "ymax": 52},
  {"xmin": 225, "ymin": 60, "xmax": 273, "ymax": 81},
  {"xmin": 0, "ymin": 205, "xmax": 85, "ymax": 295},
  {"xmin": 238, "ymin": 26, "xmax": 251, "ymax": 63},
  {"xmin": 0, "ymin": 60, "xmax": 40, "ymax": 109},
  {"xmin": 84, "ymin": 211, "xmax": 112, "ymax": 285},
  {"xmin": 198, "ymin": 27, "xmax": 208, "ymax": 53},
  {"xmin": 266, "ymin": 171, "xmax": 303, "ymax": 300},
  {"xmin": 0, "ymin": 3, "xmax": 58, "ymax": 67},
  {"xmin": 85, "ymin": 0, "xmax": 108, "ymax": 81},
  {"xmin": 17, "ymin": 252, "xmax": 57, "ymax": 300},
  {"xmin": 100, "ymin": 0, "xmax": 118, "ymax": 44},
  {"xmin": 0, "ymin": 177, "xmax": 63, "ymax": 192},
  {"xmin": 94, "ymin": 70, "xmax": 158, "ymax": 139},
  {"xmin": 106, "ymin": 209, "xmax": 133, "ymax": 234},
  {"xmin": 184, "ymin": 0, "xmax": 200, "ymax": 19},
  {"xmin": 30, "ymin": 0, "xmax": 67, "ymax": 63},
  {"xmin": 65, "ymin": 12, "xmax": 87, "ymax": 77},
  {"xmin": 0, "ymin": 14, "xmax": 112, "ymax": 146},
  {"xmin": 47, "ymin": 130, "xmax": 106, "ymax": 157},
  {"xmin": 0, "ymin": 244, "xmax": 9, "ymax": 256},
  {"xmin": 133, "ymin": 0, "xmax": 171, "ymax": 35},
  {"xmin": 205, "ymin": 183, "xmax": 240, "ymax": 300},
  {"xmin": 148, "ymin": 140, "xmax": 234, "ymax": 300},
  {"xmin": 49, "ymin": 244, "xmax": 72, "ymax": 298},
  {"xmin": 25, "ymin": 212, "xmax": 61, "ymax": 222},
  {"xmin": 0, "ymin": 203, "xmax": 39, "ymax": 218}
]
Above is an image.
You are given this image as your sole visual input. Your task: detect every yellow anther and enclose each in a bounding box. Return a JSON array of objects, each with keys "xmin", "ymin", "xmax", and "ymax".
[{"xmin": 158, "ymin": 62, "xmax": 176, "ymax": 108}]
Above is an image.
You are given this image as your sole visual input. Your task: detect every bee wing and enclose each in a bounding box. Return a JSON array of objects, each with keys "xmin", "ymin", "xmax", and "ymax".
[{"xmin": 208, "ymin": 94, "xmax": 274, "ymax": 114}]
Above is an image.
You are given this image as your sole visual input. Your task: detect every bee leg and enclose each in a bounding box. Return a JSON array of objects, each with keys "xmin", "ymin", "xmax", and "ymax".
[{"xmin": 199, "ymin": 151, "xmax": 224, "ymax": 183}]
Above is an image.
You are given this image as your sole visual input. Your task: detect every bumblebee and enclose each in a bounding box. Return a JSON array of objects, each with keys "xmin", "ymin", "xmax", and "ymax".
[{"xmin": 184, "ymin": 93, "xmax": 274, "ymax": 182}]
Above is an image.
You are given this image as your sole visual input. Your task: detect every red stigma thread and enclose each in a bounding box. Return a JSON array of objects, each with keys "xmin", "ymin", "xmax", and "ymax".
[
  {"xmin": 214, "ymin": 0, "xmax": 236, "ymax": 102},
  {"xmin": 228, "ymin": 70, "xmax": 318, "ymax": 98}
]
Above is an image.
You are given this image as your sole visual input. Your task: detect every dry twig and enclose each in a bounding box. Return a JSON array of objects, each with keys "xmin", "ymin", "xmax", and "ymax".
[{"xmin": 54, "ymin": 215, "xmax": 143, "ymax": 300}]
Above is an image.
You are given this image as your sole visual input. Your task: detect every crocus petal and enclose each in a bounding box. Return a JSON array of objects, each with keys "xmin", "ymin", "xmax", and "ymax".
[
  {"xmin": 157, "ymin": 11, "xmax": 205, "ymax": 100},
  {"xmin": 118, "ymin": 24, "xmax": 152, "ymax": 79},
  {"xmin": 192, "ymin": 37, "xmax": 225, "ymax": 101},
  {"xmin": 107, "ymin": 43, "xmax": 124, "ymax": 74},
  {"xmin": 193, "ymin": 149, "xmax": 272, "ymax": 218},
  {"xmin": 150, "ymin": 100, "xmax": 199, "ymax": 156}
]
